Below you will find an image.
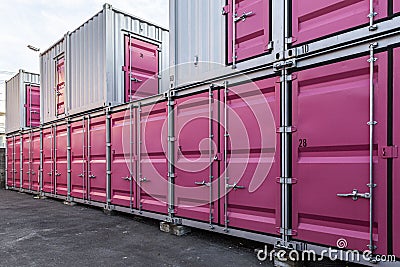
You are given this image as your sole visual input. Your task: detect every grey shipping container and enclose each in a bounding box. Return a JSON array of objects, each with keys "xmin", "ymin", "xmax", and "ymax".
[
  {"xmin": 5, "ymin": 70, "xmax": 40, "ymax": 134},
  {"xmin": 40, "ymin": 3, "xmax": 169, "ymax": 123},
  {"xmin": 169, "ymin": 0, "xmax": 283, "ymax": 88}
]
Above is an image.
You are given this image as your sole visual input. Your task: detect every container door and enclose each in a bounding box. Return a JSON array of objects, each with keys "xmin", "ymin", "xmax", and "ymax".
[
  {"xmin": 393, "ymin": 47, "xmax": 400, "ymax": 258},
  {"xmin": 111, "ymin": 110, "xmax": 137, "ymax": 208},
  {"xmin": 220, "ymin": 78, "xmax": 279, "ymax": 234},
  {"xmin": 138, "ymin": 102, "xmax": 168, "ymax": 214},
  {"xmin": 292, "ymin": 54, "xmax": 388, "ymax": 254},
  {"xmin": 31, "ymin": 131, "xmax": 41, "ymax": 192},
  {"xmin": 292, "ymin": 0, "xmax": 388, "ymax": 45},
  {"xmin": 14, "ymin": 136, "xmax": 21, "ymax": 188},
  {"xmin": 22, "ymin": 133, "xmax": 31, "ymax": 190},
  {"xmin": 42, "ymin": 128, "xmax": 54, "ymax": 193},
  {"xmin": 25, "ymin": 85, "xmax": 40, "ymax": 127},
  {"xmin": 124, "ymin": 36, "xmax": 159, "ymax": 102},
  {"xmin": 56, "ymin": 57, "xmax": 65, "ymax": 116},
  {"xmin": 71, "ymin": 120, "xmax": 87, "ymax": 199},
  {"xmin": 227, "ymin": 0, "xmax": 270, "ymax": 63},
  {"xmin": 87, "ymin": 116, "xmax": 107, "ymax": 203},
  {"xmin": 55, "ymin": 125, "xmax": 68, "ymax": 196},
  {"xmin": 174, "ymin": 92, "xmax": 219, "ymax": 223},
  {"xmin": 6, "ymin": 137, "xmax": 14, "ymax": 188}
]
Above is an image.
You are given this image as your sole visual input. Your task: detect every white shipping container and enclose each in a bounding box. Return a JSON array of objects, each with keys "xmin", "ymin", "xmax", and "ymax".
[
  {"xmin": 40, "ymin": 4, "xmax": 169, "ymax": 123},
  {"xmin": 5, "ymin": 70, "xmax": 40, "ymax": 134},
  {"xmin": 170, "ymin": 0, "xmax": 282, "ymax": 88}
]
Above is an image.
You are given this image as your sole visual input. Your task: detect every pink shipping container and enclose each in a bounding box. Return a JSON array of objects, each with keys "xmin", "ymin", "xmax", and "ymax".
[
  {"xmin": 292, "ymin": 0, "xmax": 388, "ymax": 45},
  {"xmin": 21, "ymin": 131, "xmax": 41, "ymax": 191},
  {"xmin": 292, "ymin": 53, "xmax": 388, "ymax": 254},
  {"xmin": 395, "ymin": 0, "xmax": 400, "ymax": 14},
  {"xmin": 5, "ymin": 70, "xmax": 40, "ymax": 134}
]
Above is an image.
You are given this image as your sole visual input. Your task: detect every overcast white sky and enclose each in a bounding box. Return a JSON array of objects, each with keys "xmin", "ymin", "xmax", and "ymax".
[{"xmin": 0, "ymin": 0, "xmax": 169, "ymax": 89}]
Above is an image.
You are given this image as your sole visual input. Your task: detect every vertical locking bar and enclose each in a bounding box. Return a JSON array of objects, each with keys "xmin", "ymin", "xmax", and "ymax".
[
  {"xmin": 39, "ymin": 129, "xmax": 43, "ymax": 194},
  {"xmin": 368, "ymin": 42, "xmax": 378, "ymax": 255},
  {"xmin": 129, "ymin": 103, "xmax": 134, "ymax": 211},
  {"xmin": 81, "ymin": 117, "xmax": 86, "ymax": 200},
  {"xmin": 87, "ymin": 116, "xmax": 91, "ymax": 201},
  {"xmin": 280, "ymin": 0, "xmax": 292, "ymax": 246},
  {"xmin": 209, "ymin": 85, "xmax": 214, "ymax": 228},
  {"xmin": 232, "ymin": 0, "xmax": 237, "ymax": 69},
  {"xmin": 19, "ymin": 133, "xmax": 23, "ymax": 190},
  {"xmin": 369, "ymin": 0, "xmax": 377, "ymax": 31},
  {"xmin": 5, "ymin": 137, "xmax": 8, "ymax": 190},
  {"xmin": 105, "ymin": 110, "xmax": 112, "ymax": 208},
  {"xmin": 13, "ymin": 136, "xmax": 15, "ymax": 188},
  {"xmin": 28, "ymin": 131, "xmax": 32, "ymax": 191},
  {"xmin": 128, "ymin": 33, "xmax": 133, "ymax": 102},
  {"xmin": 50, "ymin": 126, "xmax": 54, "ymax": 194},
  {"xmin": 137, "ymin": 103, "xmax": 142, "ymax": 212},
  {"xmin": 54, "ymin": 125, "xmax": 57, "ymax": 195},
  {"xmin": 167, "ymin": 93, "xmax": 176, "ymax": 218},
  {"xmin": 67, "ymin": 121, "xmax": 72, "ymax": 201},
  {"xmin": 223, "ymin": 81, "xmax": 229, "ymax": 231}
]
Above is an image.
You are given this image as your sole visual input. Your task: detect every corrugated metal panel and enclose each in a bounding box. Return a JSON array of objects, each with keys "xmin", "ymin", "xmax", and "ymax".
[
  {"xmin": 171, "ymin": 0, "xmax": 226, "ymax": 87},
  {"xmin": 6, "ymin": 70, "xmax": 40, "ymax": 133},
  {"xmin": 40, "ymin": 38, "xmax": 66, "ymax": 124}
]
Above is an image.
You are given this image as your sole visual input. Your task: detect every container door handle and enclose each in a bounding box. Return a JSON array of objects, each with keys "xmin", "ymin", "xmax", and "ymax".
[
  {"xmin": 121, "ymin": 176, "xmax": 131, "ymax": 181},
  {"xmin": 234, "ymin": 11, "xmax": 254, "ymax": 22},
  {"xmin": 89, "ymin": 174, "xmax": 96, "ymax": 179},
  {"xmin": 140, "ymin": 177, "xmax": 149, "ymax": 183},
  {"xmin": 78, "ymin": 174, "xmax": 84, "ymax": 178},
  {"xmin": 131, "ymin": 77, "xmax": 143, "ymax": 83},
  {"xmin": 226, "ymin": 183, "xmax": 245, "ymax": 190},
  {"xmin": 195, "ymin": 181, "xmax": 210, "ymax": 187},
  {"xmin": 337, "ymin": 189, "xmax": 370, "ymax": 201}
]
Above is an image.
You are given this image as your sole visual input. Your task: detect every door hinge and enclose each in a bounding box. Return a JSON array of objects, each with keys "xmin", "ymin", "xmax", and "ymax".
[
  {"xmin": 280, "ymin": 74, "xmax": 297, "ymax": 82},
  {"xmin": 273, "ymin": 59, "xmax": 297, "ymax": 72},
  {"xmin": 285, "ymin": 37, "xmax": 298, "ymax": 45},
  {"xmin": 277, "ymin": 227, "xmax": 298, "ymax": 236},
  {"xmin": 276, "ymin": 126, "xmax": 297, "ymax": 133},
  {"xmin": 222, "ymin": 5, "xmax": 230, "ymax": 15},
  {"xmin": 276, "ymin": 177, "xmax": 298, "ymax": 185},
  {"xmin": 380, "ymin": 145, "xmax": 398, "ymax": 159}
]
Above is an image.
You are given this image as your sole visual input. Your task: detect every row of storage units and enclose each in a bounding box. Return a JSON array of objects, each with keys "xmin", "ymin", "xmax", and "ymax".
[
  {"xmin": 5, "ymin": 1, "xmax": 400, "ymax": 266},
  {"xmin": 6, "ymin": 45, "xmax": 400, "ymax": 264}
]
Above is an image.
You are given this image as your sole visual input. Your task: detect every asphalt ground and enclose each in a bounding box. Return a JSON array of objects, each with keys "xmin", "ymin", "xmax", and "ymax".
[{"xmin": 0, "ymin": 189, "xmax": 273, "ymax": 267}]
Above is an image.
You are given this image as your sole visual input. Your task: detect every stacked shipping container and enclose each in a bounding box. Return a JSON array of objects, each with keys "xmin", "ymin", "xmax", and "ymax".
[{"xmin": 6, "ymin": 1, "xmax": 400, "ymax": 266}]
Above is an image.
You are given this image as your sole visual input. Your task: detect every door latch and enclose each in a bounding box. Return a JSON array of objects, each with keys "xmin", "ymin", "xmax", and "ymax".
[
  {"xmin": 337, "ymin": 189, "xmax": 370, "ymax": 201},
  {"xmin": 226, "ymin": 183, "xmax": 245, "ymax": 190},
  {"xmin": 195, "ymin": 181, "xmax": 211, "ymax": 187},
  {"xmin": 234, "ymin": 11, "xmax": 254, "ymax": 22},
  {"xmin": 121, "ymin": 176, "xmax": 132, "ymax": 181},
  {"xmin": 130, "ymin": 77, "xmax": 143, "ymax": 83}
]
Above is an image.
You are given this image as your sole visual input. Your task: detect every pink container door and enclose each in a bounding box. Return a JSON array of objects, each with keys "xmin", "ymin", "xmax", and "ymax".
[
  {"xmin": 292, "ymin": 54, "xmax": 388, "ymax": 254},
  {"xmin": 394, "ymin": 0, "xmax": 400, "ymax": 14},
  {"xmin": 42, "ymin": 127, "xmax": 55, "ymax": 193},
  {"xmin": 124, "ymin": 36, "xmax": 159, "ymax": 102},
  {"xmin": 55, "ymin": 125, "xmax": 68, "ymax": 196},
  {"xmin": 6, "ymin": 137, "xmax": 14, "ymax": 188},
  {"xmin": 292, "ymin": 0, "xmax": 388, "ymax": 44},
  {"xmin": 71, "ymin": 120, "xmax": 87, "ymax": 199},
  {"xmin": 174, "ymin": 92, "xmax": 219, "ymax": 223},
  {"xmin": 14, "ymin": 136, "xmax": 21, "ymax": 188},
  {"xmin": 227, "ymin": 0, "xmax": 270, "ymax": 63},
  {"xmin": 56, "ymin": 57, "xmax": 65, "ymax": 115},
  {"xmin": 138, "ymin": 102, "xmax": 168, "ymax": 214},
  {"xmin": 111, "ymin": 111, "xmax": 137, "ymax": 208},
  {"xmin": 393, "ymin": 47, "xmax": 400, "ymax": 258},
  {"xmin": 25, "ymin": 85, "xmax": 40, "ymax": 127},
  {"xmin": 31, "ymin": 131, "xmax": 41, "ymax": 192},
  {"xmin": 219, "ymin": 78, "xmax": 279, "ymax": 234},
  {"xmin": 22, "ymin": 133, "xmax": 31, "ymax": 190},
  {"xmin": 87, "ymin": 116, "xmax": 107, "ymax": 203}
]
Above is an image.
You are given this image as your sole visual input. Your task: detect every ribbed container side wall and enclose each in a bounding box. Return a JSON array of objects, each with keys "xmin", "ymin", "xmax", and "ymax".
[
  {"xmin": 6, "ymin": 71, "xmax": 40, "ymax": 133},
  {"xmin": 67, "ymin": 6, "xmax": 169, "ymax": 116},
  {"xmin": 171, "ymin": 0, "xmax": 226, "ymax": 87},
  {"xmin": 40, "ymin": 39, "xmax": 66, "ymax": 124}
]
